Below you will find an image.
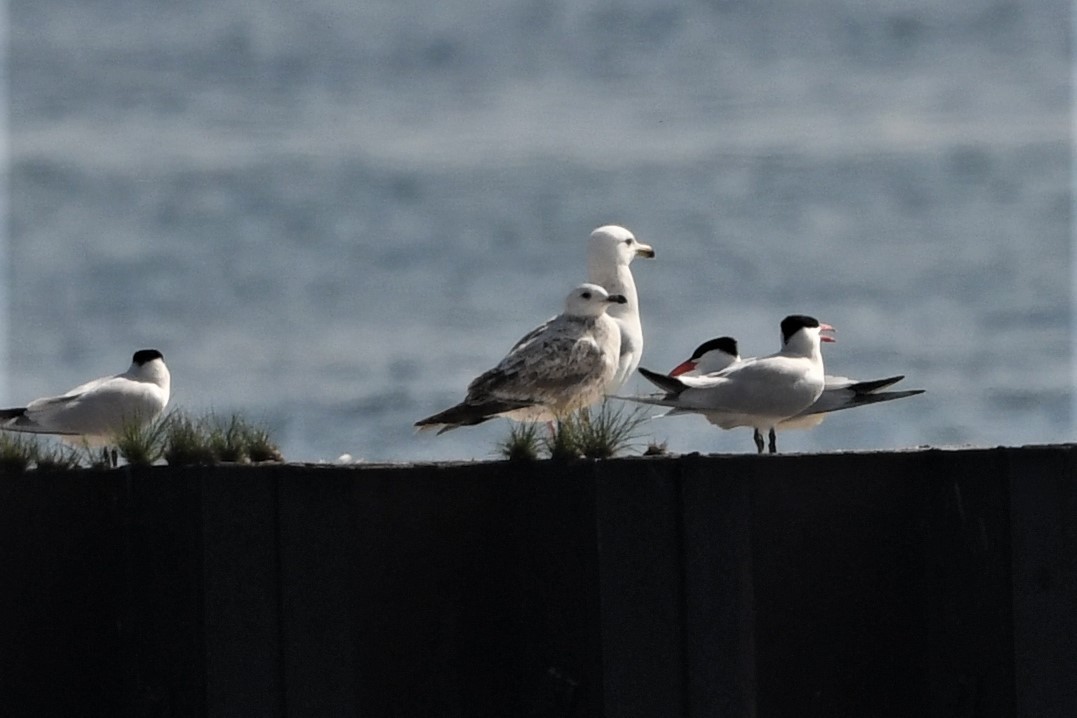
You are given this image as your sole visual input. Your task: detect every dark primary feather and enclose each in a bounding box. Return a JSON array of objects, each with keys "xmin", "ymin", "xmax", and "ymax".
[
  {"xmin": 414, "ymin": 398, "xmax": 538, "ymax": 434},
  {"xmin": 637, "ymin": 366, "xmax": 688, "ymax": 396},
  {"xmin": 847, "ymin": 375, "xmax": 904, "ymax": 394},
  {"xmin": 799, "ymin": 388, "xmax": 925, "ymax": 416}
]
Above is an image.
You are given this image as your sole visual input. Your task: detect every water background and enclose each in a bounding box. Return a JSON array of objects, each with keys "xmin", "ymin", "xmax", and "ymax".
[{"xmin": 6, "ymin": 0, "xmax": 1072, "ymax": 462}]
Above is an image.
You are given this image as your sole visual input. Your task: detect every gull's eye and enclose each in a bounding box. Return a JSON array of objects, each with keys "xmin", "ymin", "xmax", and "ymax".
[
  {"xmin": 624, "ymin": 238, "xmax": 633, "ymax": 245},
  {"xmin": 581, "ymin": 291, "xmax": 592, "ymax": 300}
]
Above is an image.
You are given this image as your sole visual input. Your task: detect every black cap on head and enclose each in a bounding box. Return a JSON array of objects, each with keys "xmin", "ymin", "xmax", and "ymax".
[
  {"xmin": 132, "ymin": 349, "xmax": 164, "ymax": 365},
  {"xmin": 780, "ymin": 315, "xmax": 820, "ymax": 343},
  {"xmin": 691, "ymin": 336, "xmax": 739, "ymax": 360}
]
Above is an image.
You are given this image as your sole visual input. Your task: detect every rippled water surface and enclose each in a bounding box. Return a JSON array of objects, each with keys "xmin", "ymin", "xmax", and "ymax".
[{"xmin": 6, "ymin": 0, "xmax": 1071, "ymax": 460}]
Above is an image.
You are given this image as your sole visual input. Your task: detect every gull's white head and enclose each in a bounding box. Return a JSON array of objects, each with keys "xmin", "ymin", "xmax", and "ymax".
[
  {"xmin": 780, "ymin": 315, "xmax": 835, "ymax": 357},
  {"xmin": 670, "ymin": 336, "xmax": 740, "ymax": 377},
  {"xmin": 588, "ymin": 225, "xmax": 655, "ymax": 268},
  {"xmin": 564, "ymin": 283, "xmax": 628, "ymax": 318},
  {"xmin": 128, "ymin": 348, "xmax": 171, "ymax": 391}
]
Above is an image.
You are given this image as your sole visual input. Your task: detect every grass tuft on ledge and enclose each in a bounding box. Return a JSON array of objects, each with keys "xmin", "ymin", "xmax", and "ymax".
[
  {"xmin": 498, "ymin": 401, "xmax": 654, "ymax": 461},
  {"xmin": 0, "ymin": 433, "xmax": 38, "ymax": 474},
  {"xmin": 498, "ymin": 422, "xmax": 542, "ymax": 461}
]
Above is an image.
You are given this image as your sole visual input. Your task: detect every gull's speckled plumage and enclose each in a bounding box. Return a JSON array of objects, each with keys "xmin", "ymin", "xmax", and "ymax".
[{"xmin": 415, "ymin": 284, "xmax": 626, "ymax": 433}]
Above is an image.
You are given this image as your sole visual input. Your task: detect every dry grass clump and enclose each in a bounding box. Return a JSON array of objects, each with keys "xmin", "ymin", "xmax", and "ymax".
[
  {"xmin": 497, "ymin": 401, "xmax": 651, "ymax": 461},
  {"xmin": 113, "ymin": 413, "xmax": 172, "ymax": 467},
  {"xmin": 0, "ymin": 433, "xmax": 38, "ymax": 474},
  {"xmin": 497, "ymin": 421, "xmax": 542, "ymax": 461},
  {"xmin": 0, "ymin": 409, "xmax": 284, "ymax": 471},
  {"xmin": 164, "ymin": 412, "xmax": 283, "ymax": 466},
  {"xmin": 162, "ymin": 412, "xmax": 216, "ymax": 466},
  {"xmin": 33, "ymin": 442, "xmax": 87, "ymax": 471}
]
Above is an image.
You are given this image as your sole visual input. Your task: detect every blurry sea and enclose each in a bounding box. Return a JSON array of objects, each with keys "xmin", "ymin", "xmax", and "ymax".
[{"xmin": 4, "ymin": 0, "xmax": 1072, "ymax": 462}]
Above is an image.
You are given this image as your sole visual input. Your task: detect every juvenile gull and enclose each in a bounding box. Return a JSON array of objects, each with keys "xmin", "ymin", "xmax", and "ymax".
[
  {"xmin": 0, "ymin": 349, "xmax": 172, "ymax": 446},
  {"xmin": 669, "ymin": 336, "xmax": 924, "ymax": 433},
  {"xmin": 622, "ymin": 315, "xmax": 833, "ymax": 454},
  {"xmin": 415, "ymin": 284, "xmax": 626, "ymax": 434},
  {"xmin": 586, "ymin": 225, "xmax": 655, "ymax": 393}
]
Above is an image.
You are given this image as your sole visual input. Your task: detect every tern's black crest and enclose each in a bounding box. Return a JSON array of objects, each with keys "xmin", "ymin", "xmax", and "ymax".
[
  {"xmin": 691, "ymin": 336, "xmax": 739, "ymax": 360},
  {"xmin": 780, "ymin": 315, "xmax": 820, "ymax": 343},
  {"xmin": 132, "ymin": 349, "xmax": 164, "ymax": 365}
]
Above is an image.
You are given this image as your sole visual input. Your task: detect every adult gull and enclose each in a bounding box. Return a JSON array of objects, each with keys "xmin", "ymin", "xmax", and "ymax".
[{"xmin": 586, "ymin": 225, "xmax": 654, "ymax": 393}]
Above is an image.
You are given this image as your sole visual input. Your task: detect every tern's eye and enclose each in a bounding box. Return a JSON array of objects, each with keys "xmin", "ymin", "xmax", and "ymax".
[{"xmin": 581, "ymin": 291, "xmax": 592, "ymax": 299}]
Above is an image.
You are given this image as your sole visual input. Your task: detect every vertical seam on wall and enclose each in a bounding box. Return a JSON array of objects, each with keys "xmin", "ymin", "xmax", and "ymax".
[
  {"xmin": 273, "ymin": 470, "xmax": 288, "ymax": 718},
  {"xmin": 674, "ymin": 459, "xmax": 691, "ymax": 718}
]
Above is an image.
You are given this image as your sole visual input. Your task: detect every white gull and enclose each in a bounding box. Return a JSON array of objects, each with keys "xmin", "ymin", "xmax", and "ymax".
[{"xmin": 586, "ymin": 225, "xmax": 655, "ymax": 393}]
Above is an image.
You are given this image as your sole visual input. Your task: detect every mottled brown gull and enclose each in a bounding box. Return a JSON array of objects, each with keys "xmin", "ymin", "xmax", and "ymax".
[{"xmin": 415, "ymin": 284, "xmax": 626, "ymax": 434}]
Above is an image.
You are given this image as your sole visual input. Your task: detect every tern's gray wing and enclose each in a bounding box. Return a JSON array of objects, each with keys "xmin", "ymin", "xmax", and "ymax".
[
  {"xmin": 0, "ymin": 396, "xmax": 85, "ymax": 436},
  {"xmin": 0, "ymin": 393, "xmax": 87, "ymax": 435},
  {"xmin": 25, "ymin": 392, "xmax": 86, "ymax": 412},
  {"xmin": 636, "ymin": 358, "xmax": 822, "ymax": 418},
  {"xmin": 14, "ymin": 377, "xmax": 164, "ymax": 437}
]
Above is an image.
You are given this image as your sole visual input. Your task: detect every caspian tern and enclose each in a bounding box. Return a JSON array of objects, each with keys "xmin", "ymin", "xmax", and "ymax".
[
  {"xmin": 625, "ymin": 315, "xmax": 835, "ymax": 454},
  {"xmin": 0, "ymin": 349, "xmax": 171, "ymax": 447},
  {"xmin": 669, "ymin": 336, "xmax": 925, "ymax": 432},
  {"xmin": 586, "ymin": 225, "xmax": 655, "ymax": 393},
  {"xmin": 415, "ymin": 283, "xmax": 626, "ymax": 434}
]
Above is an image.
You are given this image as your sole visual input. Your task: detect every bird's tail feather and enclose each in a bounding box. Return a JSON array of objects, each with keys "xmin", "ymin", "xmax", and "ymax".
[
  {"xmin": 414, "ymin": 399, "xmax": 536, "ymax": 434},
  {"xmin": 0, "ymin": 407, "xmax": 27, "ymax": 421},
  {"xmin": 610, "ymin": 393, "xmax": 682, "ymax": 409},
  {"xmin": 848, "ymin": 375, "xmax": 906, "ymax": 394},
  {"xmin": 637, "ymin": 367, "xmax": 687, "ymax": 396},
  {"xmin": 800, "ymin": 389, "xmax": 925, "ymax": 416}
]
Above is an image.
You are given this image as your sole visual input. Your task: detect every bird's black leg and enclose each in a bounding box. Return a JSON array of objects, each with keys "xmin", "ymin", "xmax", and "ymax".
[
  {"xmin": 768, "ymin": 428, "xmax": 777, "ymax": 454},
  {"xmin": 753, "ymin": 429, "xmax": 764, "ymax": 454}
]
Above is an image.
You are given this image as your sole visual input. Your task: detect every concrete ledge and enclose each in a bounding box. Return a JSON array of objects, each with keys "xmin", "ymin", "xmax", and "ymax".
[{"xmin": 0, "ymin": 446, "xmax": 1074, "ymax": 717}]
